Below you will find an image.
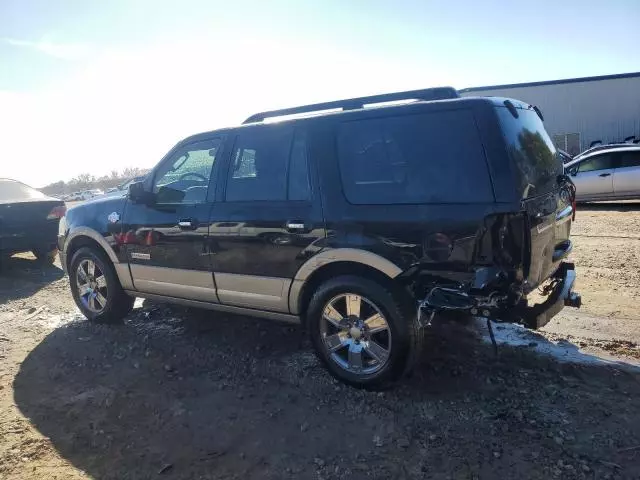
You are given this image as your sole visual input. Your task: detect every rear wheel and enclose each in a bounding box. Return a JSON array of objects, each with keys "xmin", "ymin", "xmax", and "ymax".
[
  {"xmin": 307, "ymin": 275, "xmax": 423, "ymax": 389},
  {"xmin": 69, "ymin": 246, "xmax": 134, "ymax": 323}
]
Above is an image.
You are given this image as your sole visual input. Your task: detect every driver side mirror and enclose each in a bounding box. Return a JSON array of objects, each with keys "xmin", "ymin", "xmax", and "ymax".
[{"xmin": 129, "ymin": 181, "xmax": 155, "ymax": 205}]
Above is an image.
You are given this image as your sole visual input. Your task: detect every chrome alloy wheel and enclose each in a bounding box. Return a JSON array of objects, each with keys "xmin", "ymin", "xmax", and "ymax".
[
  {"xmin": 76, "ymin": 259, "xmax": 108, "ymax": 313},
  {"xmin": 320, "ymin": 293, "xmax": 391, "ymax": 375}
]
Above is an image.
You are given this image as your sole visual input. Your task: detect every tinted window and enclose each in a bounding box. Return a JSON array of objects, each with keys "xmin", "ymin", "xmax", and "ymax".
[
  {"xmin": 153, "ymin": 138, "xmax": 221, "ymax": 204},
  {"xmin": 288, "ymin": 131, "xmax": 311, "ymax": 201},
  {"xmin": 0, "ymin": 179, "xmax": 46, "ymax": 202},
  {"xmin": 618, "ymin": 151, "xmax": 640, "ymax": 168},
  {"xmin": 496, "ymin": 107, "xmax": 562, "ymax": 198},
  {"xmin": 226, "ymin": 127, "xmax": 311, "ymax": 202},
  {"xmin": 578, "ymin": 154, "xmax": 616, "ymax": 173},
  {"xmin": 337, "ymin": 110, "xmax": 493, "ymax": 204}
]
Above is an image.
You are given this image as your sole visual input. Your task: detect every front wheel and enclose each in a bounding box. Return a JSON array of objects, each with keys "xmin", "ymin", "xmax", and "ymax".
[
  {"xmin": 69, "ymin": 246, "xmax": 134, "ymax": 323},
  {"xmin": 307, "ymin": 275, "xmax": 423, "ymax": 389}
]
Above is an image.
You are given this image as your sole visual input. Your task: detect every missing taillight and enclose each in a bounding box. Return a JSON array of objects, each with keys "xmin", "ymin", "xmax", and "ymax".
[{"xmin": 47, "ymin": 205, "xmax": 67, "ymax": 220}]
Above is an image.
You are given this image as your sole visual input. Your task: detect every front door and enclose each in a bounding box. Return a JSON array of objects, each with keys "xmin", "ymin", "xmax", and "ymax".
[
  {"xmin": 572, "ymin": 153, "xmax": 616, "ymax": 200},
  {"xmin": 123, "ymin": 136, "xmax": 225, "ymax": 302},
  {"xmin": 209, "ymin": 125, "xmax": 325, "ymax": 313}
]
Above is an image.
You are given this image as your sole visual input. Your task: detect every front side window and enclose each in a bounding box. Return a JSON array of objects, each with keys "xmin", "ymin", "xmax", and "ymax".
[
  {"xmin": 153, "ymin": 138, "xmax": 221, "ymax": 204},
  {"xmin": 337, "ymin": 110, "xmax": 493, "ymax": 204},
  {"xmin": 578, "ymin": 154, "xmax": 615, "ymax": 173},
  {"xmin": 226, "ymin": 127, "xmax": 311, "ymax": 202}
]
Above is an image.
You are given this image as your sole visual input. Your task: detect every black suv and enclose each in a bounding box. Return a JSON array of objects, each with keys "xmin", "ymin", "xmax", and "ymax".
[{"xmin": 58, "ymin": 87, "xmax": 580, "ymax": 388}]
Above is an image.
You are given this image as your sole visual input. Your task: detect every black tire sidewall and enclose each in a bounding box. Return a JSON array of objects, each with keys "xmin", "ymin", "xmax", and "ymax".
[
  {"xmin": 307, "ymin": 275, "xmax": 413, "ymax": 389},
  {"xmin": 69, "ymin": 246, "xmax": 128, "ymax": 323}
]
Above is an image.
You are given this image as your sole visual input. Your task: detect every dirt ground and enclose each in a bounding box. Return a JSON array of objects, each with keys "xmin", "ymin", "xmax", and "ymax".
[{"xmin": 1, "ymin": 203, "xmax": 640, "ymax": 480}]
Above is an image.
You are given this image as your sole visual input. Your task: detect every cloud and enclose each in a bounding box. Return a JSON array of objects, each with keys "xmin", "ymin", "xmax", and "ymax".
[{"xmin": 3, "ymin": 37, "xmax": 92, "ymax": 60}]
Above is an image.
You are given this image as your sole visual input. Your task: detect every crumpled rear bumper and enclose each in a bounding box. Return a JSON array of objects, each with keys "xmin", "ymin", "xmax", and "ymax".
[{"xmin": 521, "ymin": 262, "xmax": 581, "ymax": 329}]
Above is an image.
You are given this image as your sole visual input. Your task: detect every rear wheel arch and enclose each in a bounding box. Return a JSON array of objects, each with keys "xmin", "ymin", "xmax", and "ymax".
[{"xmin": 293, "ymin": 260, "xmax": 410, "ymax": 319}]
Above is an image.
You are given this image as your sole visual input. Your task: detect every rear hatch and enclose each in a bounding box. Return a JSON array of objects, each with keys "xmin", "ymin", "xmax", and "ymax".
[{"xmin": 495, "ymin": 104, "xmax": 572, "ymax": 291}]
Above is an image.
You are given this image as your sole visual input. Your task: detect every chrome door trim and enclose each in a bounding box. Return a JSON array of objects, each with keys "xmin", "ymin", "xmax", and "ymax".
[
  {"xmin": 130, "ymin": 264, "xmax": 218, "ymax": 303},
  {"xmin": 125, "ymin": 291, "xmax": 301, "ymax": 324},
  {"xmin": 215, "ymin": 272, "xmax": 291, "ymax": 312}
]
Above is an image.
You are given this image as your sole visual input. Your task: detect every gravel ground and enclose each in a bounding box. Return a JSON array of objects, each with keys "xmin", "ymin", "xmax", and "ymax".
[{"xmin": 1, "ymin": 203, "xmax": 640, "ymax": 480}]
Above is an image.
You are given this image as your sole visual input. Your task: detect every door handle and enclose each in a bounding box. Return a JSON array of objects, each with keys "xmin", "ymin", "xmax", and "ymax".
[
  {"xmin": 599, "ymin": 173, "xmax": 611, "ymax": 177},
  {"xmin": 178, "ymin": 219, "xmax": 197, "ymax": 230},
  {"xmin": 286, "ymin": 221, "xmax": 307, "ymax": 232}
]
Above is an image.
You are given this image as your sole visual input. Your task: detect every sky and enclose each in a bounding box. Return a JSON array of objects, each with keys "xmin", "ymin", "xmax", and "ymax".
[{"xmin": 1, "ymin": 0, "xmax": 639, "ymax": 187}]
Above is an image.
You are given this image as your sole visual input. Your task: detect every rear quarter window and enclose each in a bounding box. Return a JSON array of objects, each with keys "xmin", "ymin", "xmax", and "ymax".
[{"xmin": 337, "ymin": 110, "xmax": 494, "ymax": 204}]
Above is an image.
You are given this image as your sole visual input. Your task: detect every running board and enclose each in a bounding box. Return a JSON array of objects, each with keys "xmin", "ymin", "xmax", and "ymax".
[{"xmin": 124, "ymin": 291, "xmax": 301, "ymax": 325}]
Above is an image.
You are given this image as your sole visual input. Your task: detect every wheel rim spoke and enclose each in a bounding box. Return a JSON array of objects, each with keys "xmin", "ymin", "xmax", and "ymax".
[
  {"xmin": 88, "ymin": 295, "xmax": 96, "ymax": 311},
  {"xmin": 364, "ymin": 313, "xmax": 388, "ymax": 334},
  {"xmin": 87, "ymin": 260, "xmax": 95, "ymax": 277},
  {"xmin": 78, "ymin": 282, "xmax": 90, "ymax": 296},
  {"xmin": 77, "ymin": 266, "xmax": 88, "ymax": 282},
  {"xmin": 364, "ymin": 339, "xmax": 389, "ymax": 364},
  {"xmin": 345, "ymin": 294, "xmax": 361, "ymax": 318},
  {"xmin": 348, "ymin": 342, "xmax": 363, "ymax": 372},
  {"xmin": 325, "ymin": 333, "xmax": 349, "ymax": 352},
  {"xmin": 323, "ymin": 303, "xmax": 344, "ymax": 328},
  {"xmin": 94, "ymin": 291, "xmax": 107, "ymax": 308},
  {"xmin": 95, "ymin": 275, "xmax": 107, "ymax": 289}
]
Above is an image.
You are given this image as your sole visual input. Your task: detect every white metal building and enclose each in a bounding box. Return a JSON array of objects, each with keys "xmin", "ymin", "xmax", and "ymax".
[{"xmin": 459, "ymin": 72, "xmax": 640, "ymax": 155}]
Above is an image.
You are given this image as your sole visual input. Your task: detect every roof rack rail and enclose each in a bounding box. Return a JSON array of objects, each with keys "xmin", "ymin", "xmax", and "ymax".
[{"xmin": 242, "ymin": 86, "xmax": 459, "ymax": 124}]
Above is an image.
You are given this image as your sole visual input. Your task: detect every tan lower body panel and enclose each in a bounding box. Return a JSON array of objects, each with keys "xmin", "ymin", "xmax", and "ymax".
[
  {"xmin": 124, "ymin": 291, "xmax": 300, "ymax": 325},
  {"xmin": 130, "ymin": 264, "xmax": 218, "ymax": 303},
  {"xmin": 113, "ymin": 263, "xmax": 134, "ymax": 290},
  {"xmin": 215, "ymin": 272, "xmax": 291, "ymax": 312}
]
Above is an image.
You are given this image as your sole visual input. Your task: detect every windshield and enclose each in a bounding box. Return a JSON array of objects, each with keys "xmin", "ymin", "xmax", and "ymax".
[
  {"xmin": 496, "ymin": 106, "xmax": 562, "ymax": 198},
  {"xmin": 0, "ymin": 179, "xmax": 46, "ymax": 202}
]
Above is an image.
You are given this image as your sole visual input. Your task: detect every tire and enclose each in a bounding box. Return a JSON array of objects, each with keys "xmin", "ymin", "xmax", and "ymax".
[
  {"xmin": 69, "ymin": 246, "xmax": 134, "ymax": 324},
  {"xmin": 307, "ymin": 275, "xmax": 423, "ymax": 389},
  {"xmin": 32, "ymin": 248, "xmax": 57, "ymax": 265}
]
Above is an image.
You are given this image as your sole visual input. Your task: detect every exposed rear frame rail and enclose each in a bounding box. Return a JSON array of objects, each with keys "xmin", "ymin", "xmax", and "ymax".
[{"xmin": 242, "ymin": 87, "xmax": 459, "ymax": 124}]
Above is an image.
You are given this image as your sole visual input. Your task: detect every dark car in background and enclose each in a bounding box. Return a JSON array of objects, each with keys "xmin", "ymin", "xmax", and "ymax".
[{"xmin": 0, "ymin": 178, "xmax": 66, "ymax": 263}]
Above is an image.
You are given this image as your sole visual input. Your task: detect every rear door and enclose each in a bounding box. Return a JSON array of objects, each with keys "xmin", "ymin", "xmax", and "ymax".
[
  {"xmin": 208, "ymin": 124, "xmax": 325, "ymax": 313},
  {"xmin": 613, "ymin": 150, "xmax": 640, "ymax": 197},
  {"xmin": 571, "ymin": 153, "xmax": 617, "ymax": 200}
]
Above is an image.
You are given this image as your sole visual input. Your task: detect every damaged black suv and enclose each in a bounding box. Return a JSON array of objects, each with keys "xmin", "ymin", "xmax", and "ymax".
[{"xmin": 58, "ymin": 87, "xmax": 580, "ymax": 388}]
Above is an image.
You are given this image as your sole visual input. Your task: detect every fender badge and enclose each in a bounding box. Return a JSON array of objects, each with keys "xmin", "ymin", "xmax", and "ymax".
[{"xmin": 108, "ymin": 212, "xmax": 120, "ymax": 224}]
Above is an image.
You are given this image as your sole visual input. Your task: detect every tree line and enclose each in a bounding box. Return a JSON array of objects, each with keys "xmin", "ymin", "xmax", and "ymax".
[{"xmin": 40, "ymin": 167, "xmax": 150, "ymax": 196}]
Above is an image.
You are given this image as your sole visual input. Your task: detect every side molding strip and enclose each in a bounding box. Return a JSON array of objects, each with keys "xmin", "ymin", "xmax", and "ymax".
[{"xmin": 125, "ymin": 291, "xmax": 301, "ymax": 324}]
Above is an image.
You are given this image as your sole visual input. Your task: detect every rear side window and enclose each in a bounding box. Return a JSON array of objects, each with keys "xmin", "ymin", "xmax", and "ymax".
[
  {"xmin": 496, "ymin": 106, "xmax": 562, "ymax": 198},
  {"xmin": 226, "ymin": 127, "xmax": 311, "ymax": 202},
  {"xmin": 337, "ymin": 110, "xmax": 493, "ymax": 204},
  {"xmin": 618, "ymin": 151, "xmax": 640, "ymax": 168}
]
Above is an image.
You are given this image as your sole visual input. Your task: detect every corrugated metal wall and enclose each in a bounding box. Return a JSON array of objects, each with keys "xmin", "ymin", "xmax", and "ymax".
[{"xmin": 460, "ymin": 76, "xmax": 640, "ymax": 154}]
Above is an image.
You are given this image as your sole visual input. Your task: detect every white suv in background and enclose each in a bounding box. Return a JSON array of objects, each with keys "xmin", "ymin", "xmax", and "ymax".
[{"xmin": 565, "ymin": 145, "xmax": 640, "ymax": 201}]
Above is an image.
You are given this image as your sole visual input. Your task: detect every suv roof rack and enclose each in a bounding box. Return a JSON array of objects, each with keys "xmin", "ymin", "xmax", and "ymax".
[{"xmin": 242, "ymin": 86, "xmax": 459, "ymax": 124}]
